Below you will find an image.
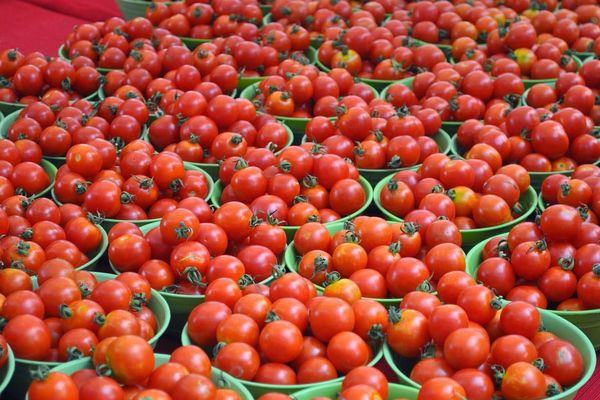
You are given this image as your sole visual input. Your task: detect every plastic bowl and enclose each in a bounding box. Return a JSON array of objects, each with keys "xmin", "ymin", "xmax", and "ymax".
[
  {"xmin": 181, "ymin": 324, "xmax": 384, "ymax": 396},
  {"xmin": 240, "ymin": 82, "xmax": 339, "ymax": 136},
  {"xmin": 58, "ymin": 45, "xmax": 114, "ymax": 74},
  {"xmin": 301, "ymin": 129, "xmax": 451, "ymax": 186},
  {"xmin": 373, "ymin": 171, "xmax": 538, "ymax": 249},
  {"xmin": 284, "ymin": 220, "xmax": 408, "ymax": 308},
  {"xmin": 448, "ymin": 135, "xmax": 599, "ymax": 190},
  {"xmin": 114, "ymin": 0, "xmax": 169, "ymax": 20},
  {"xmin": 0, "ymin": 346, "xmax": 15, "ymax": 396},
  {"xmin": 210, "ymin": 176, "xmax": 373, "ymax": 241},
  {"xmin": 384, "ymin": 303, "xmax": 597, "ymax": 400},
  {"xmin": 292, "ymin": 381, "xmax": 419, "ymax": 400},
  {"xmin": 379, "ymin": 77, "xmax": 461, "ymax": 134},
  {"xmin": 120, "ymin": 221, "xmax": 275, "ymax": 336},
  {"xmin": 42, "ymin": 354, "xmax": 253, "ymax": 400},
  {"xmin": 51, "ymin": 162, "xmax": 214, "ymax": 230},
  {"xmin": 466, "ymin": 233, "xmax": 600, "ymax": 350},
  {"xmin": 11, "ymin": 272, "xmax": 170, "ymax": 399}
]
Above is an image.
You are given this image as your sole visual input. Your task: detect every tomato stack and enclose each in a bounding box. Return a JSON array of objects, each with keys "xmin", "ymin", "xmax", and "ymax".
[{"xmin": 0, "ymin": 0, "xmax": 596, "ymax": 399}]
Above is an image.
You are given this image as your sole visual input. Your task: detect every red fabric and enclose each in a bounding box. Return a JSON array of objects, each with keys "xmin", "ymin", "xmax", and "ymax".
[
  {"xmin": 0, "ymin": 0, "xmax": 121, "ymax": 55},
  {"xmin": 0, "ymin": 1, "xmax": 598, "ymax": 398}
]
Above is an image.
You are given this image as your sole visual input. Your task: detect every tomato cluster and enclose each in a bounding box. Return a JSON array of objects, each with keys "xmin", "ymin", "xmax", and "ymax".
[
  {"xmin": 0, "ymin": 269, "xmax": 159, "ymax": 362},
  {"xmin": 0, "ymin": 49, "xmax": 100, "ymax": 105},
  {"xmin": 388, "ymin": 294, "xmax": 585, "ymax": 400},
  {"xmin": 378, "ymin": 154, "xmax": 532, "ymax": 230},
  {"xmin": 4, "ymin": 98, "xmax": 148, "ymax": 158},
  {"xmin": 247, "ymin": 67, "xmax": 375, "ymax": 118},
  {"xmin": 186, "ymin": 279, "xmax": 384, "ymax": 385},
  {"xmin": 146, "ymin": 94, "xmax": 291, "ymax": 163},
  {"xmin": 0, "ymin": 142, "xmax": 51, "ymax": 198},
  {"xmin": 217, "ymin": 146, "xmax": 368, "ymax": 225},
  {"xmin": 147, "ymin": 0, "xmax": 264, "ymax": 40},
  {"xmin": 108, "ymin": 200, "xmax": 289, "ymax": 292},
  {"xmin": 293, "ymin": 217, "xmax": 465, "ymax": 299},
  {"xmin": 526, "ymin": 59, "xmax": 600, "ymax": 126},
  {"xmin": 541, "ymin": 164, "xmax": 600, "ymax": 220},
  {"xmin": 456, "ymin": 106, "xmax": 600, "ymax": 174}
]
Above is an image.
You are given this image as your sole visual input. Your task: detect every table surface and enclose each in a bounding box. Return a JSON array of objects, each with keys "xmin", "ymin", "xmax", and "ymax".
[{"xmin": 0, "ymin": 1, "xmax": 598, "ymax": 398}]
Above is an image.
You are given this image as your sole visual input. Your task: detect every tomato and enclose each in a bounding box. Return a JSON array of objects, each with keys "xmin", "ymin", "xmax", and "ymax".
[
  {"xmin": 417, "ymin": 377, "xmax": 466, "ymax": 400},
  {"xmin": 28, "ymin": 371, "xmax": 78, "ymax": 400},
  {"xmin": 577, "ymin": 266, "xmax": 600, "ymax": 309},
  {"xmin": 540, "ymin": 205, "xmax": 582, "ymax": 242},
  {"xmin": 501, "ymin": 362, "xmax": 546, "ymax": 400},
  {"xmin": 500, "ymin": 301, "xmax": 541, "ymax": 340},
  {"xmin": 385, "ymin": 257, "xmax": 430, "ymax": 298},
  {"xmin": 4, "ymin": 314, "xmax": 51, "ymax": 360},
  {"xmin": 491, "ymin": 334, "xmax": 538, "ymax": 368},
  {"xmin": 342, "ymin": 366, "xmax": 388, "ymax": 399},
  {"xmin": 309, "ymin": 297, "xmax": 354, "ymax": 342},
  {"xmin": 444, "ymin": 328, "xmax": 490, "ymax": 370},
  {"xmin": 387, "ymin": 307, "xmax": 430, "ymax": 358},
  {"xmin": 214, "ymin": 342, "xmax": 260, "ymax": 380}
]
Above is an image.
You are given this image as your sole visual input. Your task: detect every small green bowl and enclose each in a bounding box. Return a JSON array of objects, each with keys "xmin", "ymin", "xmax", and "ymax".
[
  {"xmin": 181, "ymin": 324, "xmax": 384, "ymax": 397},
  {"xmin": 114, "ymin": 0, "xmax": 171, "ymax": 20},
  {"xmin": 292, "ymin": 381, "xmax": 418, "ymax": 400},
  {"xmin": 538, "ymin": 192, "xmax": 548, "ymax": 211},
  {"xmin": 384, "ymin": 303, "xmax": 597, "ymax": 399},
  {"xmin": 11, "ymin": 272, "xmax": 170, "ymax": 399},
  {"xmin": 0, "ymin": 346, "xmax": 15, "ymax": 396},
  {"xmin": 58, "ymin": 45, "xmax": 114, "ymax": 74},
  {"xmin": 126, "ymin": 221, "xmax": 275, "ymax": 336},
  {"xmin": 448, "ymin": 135, "xmax": 599, "ymax": 190},
  {"xmin": 301, "ymin": 129, "xmax": 451, "ymax": 186},
  {"xmin": 521, "ymin": 55, "xmax": 583, "ymax": 89},
  {"xmin": 284, "ymin": 220, "xmax": 405, "ymax": 308},
  {"xmin": 51, "ymin": 162, "xmax": 214, "ymax": 230},
  {"xmin": 210, "ymin": 176, "xmax": 373, "ymax": 241},
  {"xmin": 373, "ymin": 171, "xmax": 538, "ymax": 249},
  {"xmin": 466, "ymin": 233, "xmax": 600, "ymax": 351},
  {"xmin": 42, "ymin": 354, "xmax": 253, "ymax": 400},
  {"xmin": 379, "ymin": 77, "xmax": 461, "ymax": 134}
]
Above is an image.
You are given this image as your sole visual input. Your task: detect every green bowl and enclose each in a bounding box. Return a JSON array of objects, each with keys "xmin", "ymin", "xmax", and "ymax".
[
  {"xmin": 181, "ymin": 324, "xmax": 384, "ymax": 397},
  {"xmin": 210, "ymin": 176, "xmax": 373, "ymax": 241},
  {"xmin": 379, "ymin": 77, "xmax": 461, "ymax": 134},
  {"xmin": 51, "ymin": 162, "xmax": 214, "ymax": 230},
  {"xmin": 58, "ymin": 45, "xmax": 114, "ymax": 74},
  {"xmin": 11, "ymin": 272, "xmax": 170, "ymax": 399},
  {"xmin": 284, "ymin": 220, "xmax": 406, "ymax": 308},
  {"xmin": 301, "ymin": 129, "xmax": 451, "ymax": 186},
  {"xmin": 384, "ymin": 304, "xmax": 597, "ymax": 400},
  {"xmin": 124, "ymin": 221, "xmax": 274, "ymax": 336},
  {"xmin": 466, "ymin": 233, "xmax": 600, "ymax": 350},
  {"xmin": 292, "ymin": 381, "xmax": 418, "ymax": 400},
  {"xmin": 373, "ymin": 171, "xmax": 538, "ymax": 249},
  {"xmin": 42, "ymin": 354, "xmax": 252, "ymax": 400},
  {"xmin": 521, "ymin": 56, "xmax": 582, "ymax": 89},
  {"xmin": 0, "ymin": 346, "xmax": 15, "ymax": 396},
  {"xmin": 538, "ymin": 192, "xmax": 548, "ymax": 211},
  {"xmin": 448, "ymin": 135, "xmax": 599, "ymax": 190}
]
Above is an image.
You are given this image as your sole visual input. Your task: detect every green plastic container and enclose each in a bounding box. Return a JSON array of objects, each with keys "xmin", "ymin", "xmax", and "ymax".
[
  {"xmin": 384, "ymin": 303, "xmax": 597, "ymax": 400},
  {"xmin": 300, "ymin": 129, "xmax": 451, "ymax": 186},
  {"xmin": 466, "ymin": 233, "xmax": 600, "ymax": 350},
  {"xmin": 292, "ymin": 381, "xmax": 418, "ymax": 400},
  {"xmin": 379, "ymin": 78, "xmax": 461, "ymax": 135},
  {"xmin": 43, "ymin": 354, "xmax": 253, "ymax": 400},
  {"xmin": 284, "ymin": 220, "xmax": 407, "ymax": 308},
  {"xmin": 52, "ymin": 162, "xmax": 214, "ymax": 230},
  {"xmin": 373, "ymin": 171, "xmax": 538, "ymax": 249},
  {"xmin": 114, "ymin": 0, "xmax": 165, "ymax": 20},
  {"xmin": 10, "ymin": 272, "xmax": 170, "ymax": 399},
  {"xmin": 123, "ymin": 221, "xmax": 275, "ymax": 336},
  {"xmin": 448, "ymin": 135, "xmax": 600, "ymax": 190},
  {"xmin": 0, "ymin": 346, "xmax": 15, "ymax": 396},
  {"xmin": 538, "ymin": 192, "xmax": 548, "ymax": 211},
  {"xmin": 58, "ymin": 45, "xmax": 113, "ymax": 74},
  {"xmin": 181, "ymin": 325, "xmax": 384, "ymax": 397},
  {"xmin": 210, "ymin": 176, "xmax": 373, "ymax": 241}
]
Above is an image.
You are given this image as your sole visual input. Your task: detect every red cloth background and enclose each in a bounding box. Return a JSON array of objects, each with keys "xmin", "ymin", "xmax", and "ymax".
[{"xmin": 0, "ymin": 1, "xmax": 598, "ymax": 398}]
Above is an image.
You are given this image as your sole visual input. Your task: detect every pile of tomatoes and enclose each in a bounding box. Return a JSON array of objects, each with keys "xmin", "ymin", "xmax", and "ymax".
[
  {"xmin": 186, "ymin": 276, "xmax": 384, "ymax": 385},
  {"xmin": 0, "ymin": 269, "xmax": 160, "ymax": 362},
  {"xmin": 293, "ymin": 217, "xmax": 465, "ymax": 299}
]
